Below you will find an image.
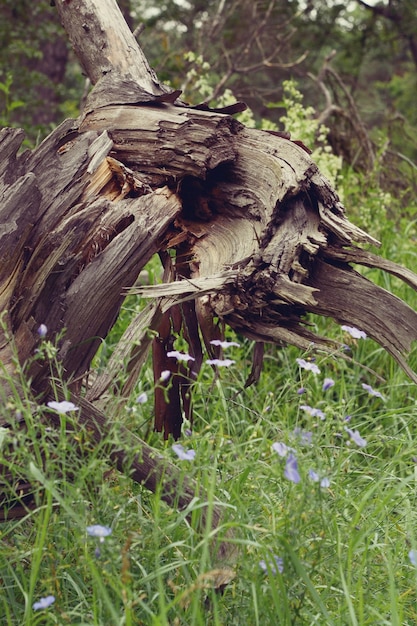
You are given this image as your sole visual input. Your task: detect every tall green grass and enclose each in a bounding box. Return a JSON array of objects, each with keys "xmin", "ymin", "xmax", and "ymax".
[
  {"xmin": 2, "ymin": 207, "xmax": 417, "ymax": 624},
  {"xmin": 2, "ymin": 294, "xmax": 417, "ymax": 625}
]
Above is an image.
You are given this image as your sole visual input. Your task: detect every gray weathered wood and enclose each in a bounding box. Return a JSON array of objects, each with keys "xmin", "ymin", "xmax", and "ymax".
[{"xmin": 2, "ymin": 0, "xmax": 417, "ymax": 563}]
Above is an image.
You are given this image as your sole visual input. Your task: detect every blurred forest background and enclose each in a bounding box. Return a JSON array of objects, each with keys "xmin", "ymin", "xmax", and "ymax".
[{"xmin": 0, "ymin": 0, "xmax": 416, "ymax": 208}]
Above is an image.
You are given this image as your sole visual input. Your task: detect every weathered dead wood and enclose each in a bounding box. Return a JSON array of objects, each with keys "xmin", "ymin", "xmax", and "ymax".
[
  {"xmin": 2, "ymin": 0, "xmax": 417, "ymax": 572},
  {"xmin": 0, "ymin": 129, "xmax": 42, "ymax": 379},
  {"xmin": 0, "ymin": 121, "xmax": 182, "ymax": 387}
]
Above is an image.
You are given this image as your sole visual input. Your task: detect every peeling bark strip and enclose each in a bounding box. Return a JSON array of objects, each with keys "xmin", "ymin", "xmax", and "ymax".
[{"xmin": 2, "ymin": 0, "xmax": 417, "ymax": 536}]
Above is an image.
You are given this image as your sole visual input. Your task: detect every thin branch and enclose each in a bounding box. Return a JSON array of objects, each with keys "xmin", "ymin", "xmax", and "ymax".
[
  {"xmin": 308, "ymin": 52, "xmax": 375, "ymax": 168},
  {"xmin": 236, "ymin": 50, "xmax": 308, "ymax": 74},
  {"xmin": 209, "ymin": 3, "xmax": 306, "ymax": 101}
]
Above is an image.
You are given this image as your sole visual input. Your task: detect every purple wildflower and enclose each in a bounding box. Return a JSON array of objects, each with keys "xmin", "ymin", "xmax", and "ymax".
[
  {"xmin": 322, "ymin": 377, "xmax": 335, "ymax": 391},
  {"xmin": 284, "ymin": 453, "xmax": 301, "ymax": 483},
  {"xmin": 361, "ymin": 383, "xmax": 384, "ymax": 400},
  {"xmin": 172, "ymin": 443, "xmax": 196, "ymax": 461},
  {"xmin": 47, "ymin": 400, "xmax": 79, "ymax": 414},
  {"xmin": 33, "ymin": 595, "xmax": 55, "ymax": 611},
  {"xmin": 272, "ymin": 442, "xmax": 290, "ymax": 457},
  {"xmin": 308, "ymin": 469, "xmax": 320, "ymax": 482},
  {"xmin": 297, "ymin": 387, "xmax": 307, "ymax": 395},
  {"xmin": 300, "ymin": 404, "xmax": 325, "ymax": 420},
  {"xmin": 292, "ymin": 427, "xmax": 313, "ymax": 444},
  {"xmin": 259, "ymin": 555, "xmax": 284, "ymax": 575},
  {"xmin": 37, "ymin": 324, "xmax": 48, "ymax": 338},
  {"xmin": 206, "ymin": 358, "xmax": 235, "ymax": 367},
  {"xmin": 136, "ymin": 392, "xmax": 148, "ymax": 404},
  {"xmin": 167, "ymin": 350, "xmax": 195, "ymax": 363},
  {"xmin": 345, "ymin": 427, "xmax": 367, "ymax": 447},
  {"xmin": 87, "ymin": 525, "xmax": 112, "ymax": 542},
  {"xmin": 409, "ymin": 550, "xmax": 417, "ymax": 566},
  {"xmin": 209, "ymin": 339, "xmax": 240, "ymax": 348},
  {"xmin": 159, "ymin": 370, "xmax": 171, "ymax": 382},
  {"xmin": 296, "ymin": 358, "xmax": 320, "ymax": 374},
  {"xmin": 308, "ymin": 469, "xmax": 330, "ymax": 488},
  {"xmin": 341, "ymin": 325, "xmax": 367, "ymax": 339}
]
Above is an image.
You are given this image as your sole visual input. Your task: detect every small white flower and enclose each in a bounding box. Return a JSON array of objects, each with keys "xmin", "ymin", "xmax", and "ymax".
[
  {"xmin": 308, "ymin": 469, "xmax": 320, "ymax": 482},
  {"xmin": 209, "ymin": 339, "xmax": 240, "ymax": 348},
  {"xmin": 206, "ymin": 358, "xmax": 235, "ymax": 367},
  {"xmin": 300, "ymin": 404, "xmax": 325, "ymax": 420},
  {"xmin": 87, "ymin": 525, "xmax": 112, "ymax": 542},
  {"xmin": 37, "ymin": 324, "xmax": 48, "ymax": 337},
  {"xmin": 345, "ymin": 427, "xmax": 367, "ymax": 448},
  {"xmin": 361, "ymin": 383, "xmax": 384, "ymax": 400},
  {"xmin": 159, "ymin": 370, "xmax": 171, "ymax": 382},
  {"xmin": 167, "ymin": 350, "xmax": 195, "ymax": 362},
  {"xmin": 47, "ymin": 400, "xmax": 79, "ymax": 414},
  {"xmin": 341, "ymin": 325, "xmax": 367, "ymax": 339},
  {"xmin": 322, "ymin": 377, "xmax": 335, "ymax": 391},
  {"xmin": 308, "ymin": 470, "xmax": 330, "ymax": 488},
  {"xmin": 33, "ymin": 595, "xmax": 55, "ymax": 610},
  {"xmin": 259, "ymin": 555, "xmax": 284, "ymax": 575},
  {"xmin": 272, "ymin": 442, "xmax": 290, "ymax": 457},
  {"xmin": 284, "ymin": 453, "xmax": 301, "ymax": 483},
  {"xmin": 172, "ymin": 443, "xmax": 196, "ymax": 461},
  {"xmin": 296, "ymin": 358, "xmax": 320, "ymax": 374}
]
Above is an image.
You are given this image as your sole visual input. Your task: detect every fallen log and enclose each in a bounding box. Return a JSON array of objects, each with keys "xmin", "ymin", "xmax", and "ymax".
[{"xmin": 2, "ymin": 0, "xmax": 417, "ymax": 559}]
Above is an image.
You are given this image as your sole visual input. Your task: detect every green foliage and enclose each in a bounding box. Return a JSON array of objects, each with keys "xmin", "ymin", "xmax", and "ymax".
[
  {"xmin": 376, "ymin": 68, "xmax": 417, "ymax": 164},
  {"xmin": 277, "ymin": 80, "xmax": 343, "ymax": 188},
  {"xmin": 182, "ymin": 52, "xmax": 213, "ymax": 101},
  {"xmin": 3, "ymin": 239, "xmax": 417, "ymax": 623},
  {"xmin": 339, "ymin": 145, "xmax": 417, "ymax": 246},
  {"xmin": 0, "ymin": 74, "xmax": 24, "ymax": 127},
  {"xmin": 0, "ymin": 0, "xmax": 83, "ymax": 144}
]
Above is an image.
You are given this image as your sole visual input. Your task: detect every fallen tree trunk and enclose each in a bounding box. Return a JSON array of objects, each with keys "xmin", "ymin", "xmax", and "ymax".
[{"xmin": 2, "ymin": 0, "xmax": 417, "ymax": 551}]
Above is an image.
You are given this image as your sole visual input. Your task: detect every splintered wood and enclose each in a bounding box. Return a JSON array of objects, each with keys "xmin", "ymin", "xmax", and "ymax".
[{"xmin": 2, "ymin": 0, "xmax": 417, "ymax": 558}]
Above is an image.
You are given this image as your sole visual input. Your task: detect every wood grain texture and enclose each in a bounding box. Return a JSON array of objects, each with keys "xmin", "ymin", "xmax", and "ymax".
[{"xmin": 2, "ymin": 0, "xmax": 417, "ymax": 548}]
